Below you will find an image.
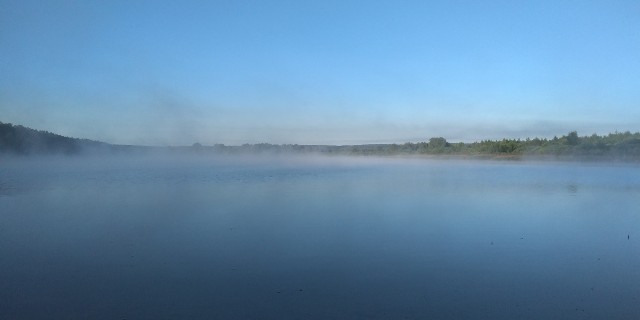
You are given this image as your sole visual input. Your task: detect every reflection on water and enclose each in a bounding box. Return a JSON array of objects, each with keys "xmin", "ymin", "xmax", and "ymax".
[{"xmin": 1, "ymin": 156, "xmax": 639, "ymax": 319}]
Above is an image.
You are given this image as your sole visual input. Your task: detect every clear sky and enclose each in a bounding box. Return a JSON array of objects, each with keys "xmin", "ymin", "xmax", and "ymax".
[{"xmin": 1, "ymin": 0, "xmax": 639, "ymax": 145}]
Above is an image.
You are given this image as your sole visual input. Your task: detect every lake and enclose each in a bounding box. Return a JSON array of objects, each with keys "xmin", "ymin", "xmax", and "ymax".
[{"xmin": 1, "ymin": 156, "xmax": 639, "ymax": 319}]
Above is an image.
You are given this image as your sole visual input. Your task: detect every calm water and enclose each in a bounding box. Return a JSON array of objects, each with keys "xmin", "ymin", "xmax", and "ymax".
[{"xmin": 1, "ymin": 156, "xmax": 639, "ymax": 319}]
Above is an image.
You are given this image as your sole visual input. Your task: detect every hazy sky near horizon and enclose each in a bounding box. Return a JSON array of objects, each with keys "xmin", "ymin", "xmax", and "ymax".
[{"xmin": 1, "ymin": 0, "xmax": 639, "ymax": 145}]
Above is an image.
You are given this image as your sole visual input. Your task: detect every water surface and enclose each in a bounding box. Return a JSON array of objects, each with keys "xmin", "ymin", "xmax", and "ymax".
[{"xmin": 1, "ymin": 156, "xmax": 639, "ymax": 319}]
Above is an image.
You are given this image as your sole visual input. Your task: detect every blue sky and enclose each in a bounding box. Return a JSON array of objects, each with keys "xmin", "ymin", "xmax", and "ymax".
[{"xmin": 1, "ymin": 0, "xmax": 639, "ymax": 145}]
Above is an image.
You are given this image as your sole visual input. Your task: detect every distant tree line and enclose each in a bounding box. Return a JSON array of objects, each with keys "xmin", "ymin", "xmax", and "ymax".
[
  {"xmin": 199, "ymin": 131, "xmax": 640, "ymax": 160},
  {"xmin": 3, "ymin": 121, "xmax": 640, "ymax": 160},
  {"xmin": 0, "ymin": 121, "xmax": 107, "ymax": 155}
]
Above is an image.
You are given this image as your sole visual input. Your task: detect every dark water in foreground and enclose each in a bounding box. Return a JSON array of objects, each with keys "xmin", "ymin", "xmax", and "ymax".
[{"xmin": 1, "ymin": 156, "xmax": 639, "ymax": 319}]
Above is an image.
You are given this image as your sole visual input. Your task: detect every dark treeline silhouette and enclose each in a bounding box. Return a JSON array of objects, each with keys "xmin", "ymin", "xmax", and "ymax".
[
  {"xmin": 2, "ymin": 121, "xmax": 640, "ymax": 160},
  {"xmin": 0, "ymin": 122, "xmax": 101, "ymax": 155},
  {"xmin": 0, "ymin": 121, "xmax": 132, "ymax": 155}
]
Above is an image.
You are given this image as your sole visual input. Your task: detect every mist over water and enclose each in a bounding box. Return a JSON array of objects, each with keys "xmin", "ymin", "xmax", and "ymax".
[{"xmin": 1, "ymin": 155, "xmax": 639, "ymax": 319}]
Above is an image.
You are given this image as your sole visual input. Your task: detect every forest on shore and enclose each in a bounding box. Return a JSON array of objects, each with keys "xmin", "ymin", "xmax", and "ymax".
[
  {"xmin": 2, "ymin": 121, "xmax": 640, "ymax": 160},
  {"xmin": 0, "ymin": 122, "xmax": 109, "ymax": 155}
]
